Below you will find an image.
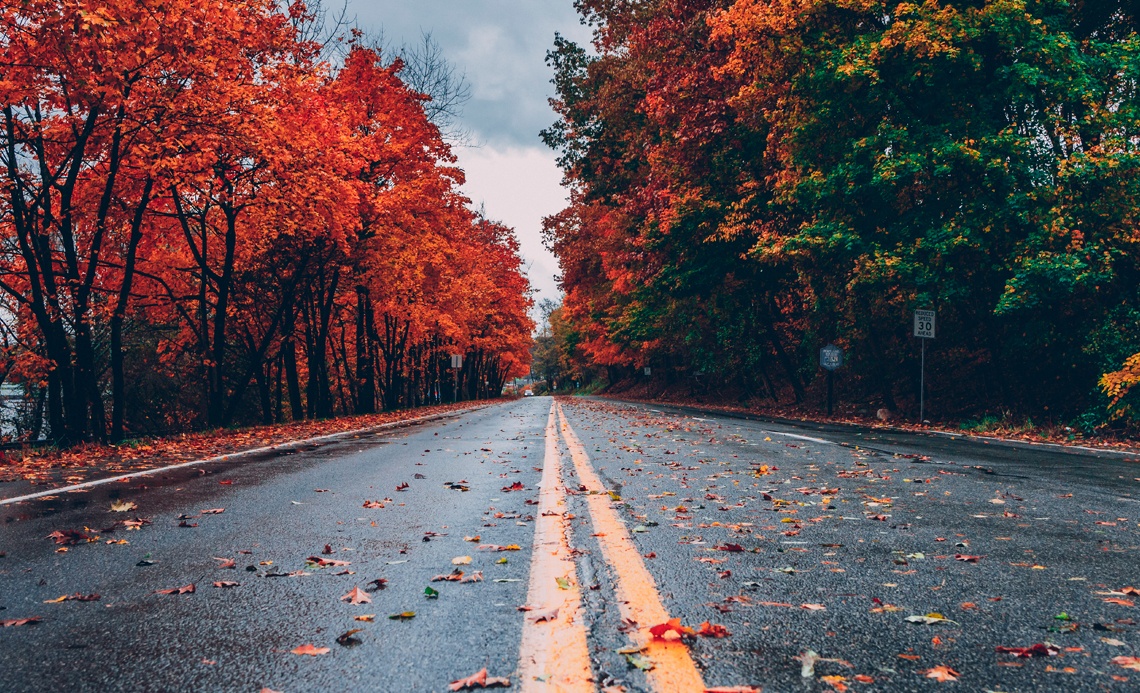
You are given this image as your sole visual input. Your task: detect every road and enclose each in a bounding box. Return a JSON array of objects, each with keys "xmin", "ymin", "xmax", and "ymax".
[{"xmin": 0, "ymin": 396, "xmax": 1137, "ymax": 692}]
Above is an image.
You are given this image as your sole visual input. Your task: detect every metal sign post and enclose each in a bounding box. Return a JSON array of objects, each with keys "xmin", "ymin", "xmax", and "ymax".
[
  {"xmin": 913, "ymin": 310, "xmax": 935, "ymax": 423},
  {"xmin": 819, "ymin": 344, "xmax": 843, "ymax": 416},
  {"xmin": 450, "ymin": 354, "xmax": 463, "ymax": 403}
]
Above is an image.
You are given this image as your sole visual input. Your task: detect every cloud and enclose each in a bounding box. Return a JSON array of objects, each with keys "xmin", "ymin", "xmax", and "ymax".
[
  {"xmin": 346, "ymin": 1, "xmax": 592, "ymax": 313},
  {"xmin": 454, "ymin": 143, "xmax": 567, "ymax": 307}
]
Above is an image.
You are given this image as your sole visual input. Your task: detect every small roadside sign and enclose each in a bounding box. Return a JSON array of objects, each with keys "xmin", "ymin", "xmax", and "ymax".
[
  {"xmin": 914, "ymin": 310, "xmax": 936, "ymax": 339},
  {"xmin": 450, "ymin": 354, "xmax": 463, "ymax": 369},
  {"xmin": 643, "ymin": 366, "xmax": 651, "ymax": 376},
  {"xmin": 820, "ymin": 344, "xmax": 843, "ymax": 371}
]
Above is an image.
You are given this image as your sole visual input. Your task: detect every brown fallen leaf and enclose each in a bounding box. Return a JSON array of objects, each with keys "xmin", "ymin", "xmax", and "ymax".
[
  {"xmin": 801, "ymin": 603, "xmax": 826, "ymax": 611},
  {"xmin": 923, "ymin": 665, "xmax": 959, "ymax": 682},
  {"xmin": 200, "ymin": 508, "xmax": 225, "ymax": 514},
  {"xmin": 47, "ymin": 529, "xmax": 92, "ymax": 545},
  {"xmin": 307, "ymin": 556, "xmax": 351, "ymax": 567},
  {"xmin": 1, "ymin": 617, "xmax": 41, "ymax": 627},
  {"xmin": 363, "ymin": 500, "xmax": 385, "ymax": 508},
  {"xmin": 433, "ymin": 571, "xmax": 465, "ymax": 582},
  {"xmin": 155, "ymin": 584, "xmax": 195, "ymax": 595},
  {"xmin": 1104, "ymin": 598, "xmax": 1135, "ymax": 607},
  {"xmin": 291, "ymin": 644, "xmax": 330, "ymax": 656},
  {"xmin": 212, "ymin": 581, "xmax": 240, "ymax": 588},
  {"xmin": 954, "ymin": 554, "xmax": 982, "ymax": 563},
  {"xmin": 341, "ymin": 586, "xmax": 372, "ymax": 605},
  {"xmin": 110, "ymin": 500, "xmax": 137, "ymax": 512},
  {"xmin": 336, "ymin": 628, "xmax": 364, "ymax": 646},
  {"xmin": 996, "ymin": 643, "xmax": 1059, "ymax": 658},
  {"xmin": 213, "ymin": 557, "xmax": 236, "ymax": 569},
  {"xmin": 448, "ymin": 667, "xmax": 510, "ymax": 690}
]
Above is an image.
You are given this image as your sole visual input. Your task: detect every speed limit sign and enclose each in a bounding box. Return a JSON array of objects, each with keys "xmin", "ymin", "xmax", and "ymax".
[{"xmin": 913, "ymin": 310, "xmax": 936, "ymax": 339}]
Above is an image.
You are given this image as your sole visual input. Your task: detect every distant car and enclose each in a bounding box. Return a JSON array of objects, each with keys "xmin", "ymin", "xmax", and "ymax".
[{"xmin": 524, "ymin": 390, "xmax": 534, "ymax": 397}]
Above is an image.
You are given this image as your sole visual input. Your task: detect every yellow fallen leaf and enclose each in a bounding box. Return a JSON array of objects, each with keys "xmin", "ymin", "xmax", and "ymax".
[{"xmin": 452, "ymin": 555, "xmax": 472, "ymax": 565}]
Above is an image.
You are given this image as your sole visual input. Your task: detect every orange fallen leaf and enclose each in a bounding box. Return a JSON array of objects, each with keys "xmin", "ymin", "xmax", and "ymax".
[
  {"xmin": 341, "ymin": 587, "xmax": 372, "ymax": 605},
  {"xmin": 923, "ymin": 665, "xmax": 959, "ymax": 682},
  {"xmin": 213, "ymin": 557, "xmax": 236, "ymax": 569},
  {"xmin": 155, "ymin": 584, "xmax": 195, "ymax": 595},
  {"xmin": 1112, "ymin": 656, "xmax": 1140, "ymax": 671},
  {"xmin": 291, "ymin": 644, "xmax": 329, "ymax": 656},
  {"xmin": 448, "ymin": 667, "xmax": 510, "ymax": 690},
  {"xmin": 801, "ymin": 603, "xmax": 826, "ymax": 611},
  {"xmin": 1104, "ymin": 598, "xmax": 1135, "ymax": 607},
  {"xmin": 200, "ymin": 508, "xmax": 225, "ymax": 514}
]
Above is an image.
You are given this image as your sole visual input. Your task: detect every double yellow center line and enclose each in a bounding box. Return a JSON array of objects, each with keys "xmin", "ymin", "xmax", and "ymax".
[{"xmin": 518, "ymin": 401, "xmax": 706, "ymax": 691}]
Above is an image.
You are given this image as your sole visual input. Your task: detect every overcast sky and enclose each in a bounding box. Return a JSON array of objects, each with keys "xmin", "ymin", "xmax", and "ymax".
[{"xmin": 345, "ymin": 1, "xmax": 592, "ymax": 314}]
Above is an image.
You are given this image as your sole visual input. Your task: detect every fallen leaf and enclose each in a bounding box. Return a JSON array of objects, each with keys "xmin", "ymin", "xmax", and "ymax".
[
  {"xmin": 213, "ymin": 557, "xmax": 237, "ymax": 569},
  {"xmin": 448, "ymin": 667, "xmax": 511, "ymax": 690},
  {"xmin": 336, "ymin": 629, "xmax": 364, "ymax": 647},
  {"xmin": 363, "ymin": 500, "xmax": 385, "ymax": 508},
  {"xmin": 527, "ymin": 606, "xmax": 560, "ymax": 622},
  {"xmin": 649, "ymin": 618, "xmax": 695, "ymax": 639},
  {"xmin": 452, "ymin": 556, "xmax": 472, "ymax": 565},
  {"xmin": 307, "ymin": 556, "xmax": 351, "ymax": 568},
  {"xmin": 1, "ymin": 617, "xmax": 41, "ymax": 626},
  {"xmin": 906, "ymin": 613, "xmax": 956, "ymax": 625},
  {"xmin": 212, "ymin": 581, "xmax": 240, "ymax": 588},
  {"xmin": 155, "ymin": 584, "xmax": 195, "ymax": 595},
  {"xmin": 1112, "ymin": 656, "xmax": 1140, "ymax": 671},
  {"xmin": 389, "ymin": 611, "xmax": 416, "ymax": 620},
  {"xmin": 110, "ymin": 500, "xmax": 137, "ymax": 512},
  {"xmin": 46, "ymin": 529, "xmax": 91, "ymax": 545},
  {"xmin": 425, "ymin": 586, "xmax": 440, "ymax": 599},
  {"xmin": 1105, "ymin": 598, "xmax": 1135, "ymax": 607},
  {"xmin": 200, "ymin": 508, "xmax": 225, "ymax": 514},
  {"xmin": 801, "ymin": 603, "xmax": 826, "ymax": 611},
  {"xmin": 697, "ymin": 621, "xmax": 730, "ymax": 637},
  {"xmin": 291, "ymin": 644, "xmax": 329, "ymax": 656},
  {"xmin": 996, "ymin": 643, "xmax": 1060, "ymax": 658},
  {"xmin": 923, "ymin": 665, "xmax": 959, "ymax": 682},
  {"xmin": 340, "ymin": 587, "xmax": 371, "ymax": 605}
]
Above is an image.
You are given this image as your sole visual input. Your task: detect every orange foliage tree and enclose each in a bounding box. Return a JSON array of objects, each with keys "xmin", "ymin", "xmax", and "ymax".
[{"xmin": 0, "ymin": 1, "xmax": 532, "ymax": 444}]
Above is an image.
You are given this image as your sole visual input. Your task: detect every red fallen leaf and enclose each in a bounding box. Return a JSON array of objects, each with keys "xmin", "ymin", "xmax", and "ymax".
[
  {"xmin": 291, "ymin": 644, "xmax": 330, "ymax": 656},
  {"xmin": 219, "ymin": 480, "xmax": 234, "ymax": 485},
  {"xmin": 1, "ymin": 617, "xmax": 41, "ymax": 627},
  {"xmin": 649, "ymin": 617, "xmax": 695, "ymax": 639},
  {"xmin": 363, "ymin": 500, "xmax": 385, "ymax": 509},
  {"xmin": 1121, "ymin": 587, "xmax": 1140, "ymax": 596},
  {"xmin": 868, "ymin": 515, "xmax": 889, "ymax": 521},
  {"xmin": 367, "ymin": 578, "xmax": 388, "ymax": 591},
  {"xmin": 213, "ymin": 557, "xmax": 236, "ymax": 569},
  {"xmin": 155, "ymin": 584, "xmax": 195, "ymax": 595},
  {"xmin": 322, "ymin": 544, "xmax": 333, "ymax": 555},
  {"xmin": 501, "ymin": 481, "xmax": 525, "ymax": 492},
  {"xmin": 526, "ymin": 606, "xmax": 560, "ymax": 623},
  {"xmin": 47, "ymin": 529, "xmax": 91, "ymax": 545},
  {"xmin": 448, "ymin": 667, "xmax": 510, "ymax": 690},
  {"xmin": 307, "ymin": 556, "xmax": 351, "ymax": 567},
  {"xmin": 432, "ymin": 571, "xmax": 465, "ymax": 582},
  {"xmin": 923, "ymin": 665, "xmax": 959, "ymax": 682},
  {"xmin": 719, "ymin": 570, "xmax": 732, "ymax": 579},
  {"xmin": 853, "ymin": 675, "xmax": 874, "ymax": 683},
  {"xmin": 644, "ymin": 552, "xmax": 657, "ymax": 558},
  {"xmin": 340, "ymin": 587, "xmax": 372, "ymax": 605},
  {"xmin": 697, "ymin": 621, "xmax": 730, "ymax": 637},
  {"xmin": 396, "ymin": 482, "xmax": 410, "ymax": 491},
  {"xmin": 200, "ymin": 508, "xmax": 225, "ymax": 514},
  {"xmin": 716, "ymin": 544, "xmax": 745, "ymax": 552},
  {"xmin": 996, "ymin": 643, "xmax": 1060, "ymax": 658},
  {"xmin": 212, "ymin": 581, "xmax": 240, "ymax": 588},
  {"xmin": 1112, "ymin": 656, "xmax": 1140, "ymax": 671},
  {"xmin": 954, "ymin": 554, "xmax": 982, "ymax": 563}
]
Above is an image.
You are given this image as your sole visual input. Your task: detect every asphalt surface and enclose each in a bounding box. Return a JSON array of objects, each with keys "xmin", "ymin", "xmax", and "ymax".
[{"xmin": 0, "ymin": 396, "xmax": 1137, "ymax": 692}]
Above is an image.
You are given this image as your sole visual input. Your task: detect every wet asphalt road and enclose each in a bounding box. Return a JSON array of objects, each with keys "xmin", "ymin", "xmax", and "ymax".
[{"xmin": 0, "ymin": 396, "xmax": 1138, "ymax": 692}]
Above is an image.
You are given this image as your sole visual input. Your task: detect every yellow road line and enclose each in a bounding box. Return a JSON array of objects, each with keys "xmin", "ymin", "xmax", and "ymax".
[
  {"xmin": 556, "ymin": 401, "xmax": 707, "ymax": 692},
  {"xmin": 517, "ymin": 402, "xmax": 595, "ymax": 692}
]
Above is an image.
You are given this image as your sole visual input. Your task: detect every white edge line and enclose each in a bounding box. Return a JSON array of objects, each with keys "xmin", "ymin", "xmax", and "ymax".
[
  {"xmin": 0, "ymin": 404, "xmax": 495, "ymax": 507},
  {"xmin": 762, "ymin": 430, "xmax": 834, "ymax": 446}
]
